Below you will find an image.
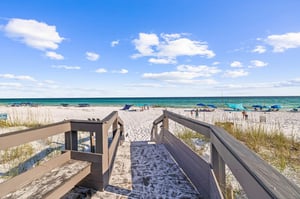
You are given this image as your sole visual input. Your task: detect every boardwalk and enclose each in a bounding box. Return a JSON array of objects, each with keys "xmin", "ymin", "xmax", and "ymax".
[{"xmin": 64, "ymin": 141, "xmax": 202, "ymax": 198}]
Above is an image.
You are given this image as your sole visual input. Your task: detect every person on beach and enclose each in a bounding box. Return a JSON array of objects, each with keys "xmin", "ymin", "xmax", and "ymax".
[
  {"xmin": 242, "ymin": 110, "xmax": 248, "ymax": 120},
  {"xmin": 195, "ymin": 108, "xmax": 199, "ymax": 118}
]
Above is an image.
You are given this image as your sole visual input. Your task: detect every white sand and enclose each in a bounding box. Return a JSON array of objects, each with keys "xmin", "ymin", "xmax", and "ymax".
[{"xmin": 0, "ymin": 105, "xmax": 299, "ymax": 197}]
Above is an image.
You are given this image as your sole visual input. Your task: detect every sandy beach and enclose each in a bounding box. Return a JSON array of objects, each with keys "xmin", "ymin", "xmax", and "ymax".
[{"xmin": 0, "ymin": 105, "xmax": 299, "ymax": 197}]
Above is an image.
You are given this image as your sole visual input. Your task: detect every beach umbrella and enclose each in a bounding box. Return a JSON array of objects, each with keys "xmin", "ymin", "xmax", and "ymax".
[
  {"xmin": 207, "ymin": 104, "xmax": 217, "ymax": 108},
  {"xmin": 252, "ymin": 105, "xmax": 263, "ymax": 108},
  {"xmin": 196, "ymin": 103, "xmax": 206, "ymax": 107},
  {"xmin": 271, "ymin": 105, "xmax": 281, "ymax": 109}
]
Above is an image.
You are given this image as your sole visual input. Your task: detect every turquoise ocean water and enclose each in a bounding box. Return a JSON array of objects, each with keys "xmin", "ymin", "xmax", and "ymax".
[{"xmin": 0, "ymin": 96, "xmax": 299, "ymax": 110}]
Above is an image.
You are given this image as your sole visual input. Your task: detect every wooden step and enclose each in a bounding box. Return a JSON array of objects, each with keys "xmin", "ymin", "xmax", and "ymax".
[{"xmin": 0, "ymin": 151, "xmax": 91, "ymax": 199}]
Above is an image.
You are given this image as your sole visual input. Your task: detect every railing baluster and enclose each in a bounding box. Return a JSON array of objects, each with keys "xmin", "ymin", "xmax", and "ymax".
[{"xmin": 211, "ymin": 144, "xmax": 226, "ymax": 196}]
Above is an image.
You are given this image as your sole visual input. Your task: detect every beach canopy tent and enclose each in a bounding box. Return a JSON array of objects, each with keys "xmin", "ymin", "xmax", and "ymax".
[
  {"xmin": 227, "ymin": 103, "xmax": 246, "ymax": 111},
  {"xmin": 121, "ymin": 104, "xmax": 133, "ymax": 110}
]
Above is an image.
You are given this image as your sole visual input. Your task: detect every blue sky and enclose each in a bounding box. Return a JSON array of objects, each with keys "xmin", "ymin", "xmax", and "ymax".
[{"xmin": 0, "ymin": 0, "xmax": 300, "ymax": 98}]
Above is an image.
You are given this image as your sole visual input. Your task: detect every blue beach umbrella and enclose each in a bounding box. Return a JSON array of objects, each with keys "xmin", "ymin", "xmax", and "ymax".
[
  {"xmin": 207, "ymin": 104, "xmax": 217, "ymax": 108},
  {"xmin": 271, "ymin": 105, "xmax": 281, "ymax": 109},
  {"xmin": 196, "ymin": 103, "xmax": 206, "ymax": 107},
  {"xmin": 252, "ymin": 105, "xmax": 263, "ymax": 108}
]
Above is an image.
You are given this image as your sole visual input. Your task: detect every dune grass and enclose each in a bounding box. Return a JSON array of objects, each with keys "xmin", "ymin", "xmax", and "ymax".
[
  {"xmin": 215, "ymin": 121, "xmax": 300, "ymax": 171},
  {"xmin": 0, "ymin": 108, "xmax": 52, "ymax": 128},
  {"xmin": 175, "ymin": 128, "xmax": 209, "ymax": 156}
]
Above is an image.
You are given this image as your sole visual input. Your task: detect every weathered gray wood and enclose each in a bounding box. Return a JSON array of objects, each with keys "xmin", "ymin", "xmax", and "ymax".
[
  {"xmin": 45, "ymin": 160, "xmax": 91, "ymax": 199},
  {"xmin": 0, "ymin": 151, "xmax": 71, "ymax": 198},
  {"xmin": 153, "ymin": 114, "xmax": 164, "ymax": 125},
  {"xmin": 65, "ymin": 131, "xmax": 78, "ymax": 150},
  {"xmin": 109, "ymin": 129, "xmax": 120, "ymax": 166},
  {"xmin": 163, "ymin": 129, "xmax": 211, "ymax": 199},
  {"xmin": 164, "ymin": 110, "xmax": 211, "ymax": 138},
  {"xmin": 102, "ymin": 111, "xmax": 118, "ymax": 132},
  {"xmin": 209, "ymin": 168, "xmax": 224, "ymax": 199},
  {"xmin": 211, "ymin": 144, "xmax": 226, "ymax": 194},
  {"xmin": 210, "ymin": 126, "xmax": 300, "ymax": 199},
  {"xmin": 70, "ymin": 150, "xmax": 105, "ymax": 190},
  {"xmin": 70, "ymin": 120, "xmax": 102, "ymax": 132},
  {"xmin": 0, "ymin": 121, "xmax": 70, "ymax": 150},
  {"xmin": 153, "ymin": 111, "xmax": 300, "ymax": 199}
]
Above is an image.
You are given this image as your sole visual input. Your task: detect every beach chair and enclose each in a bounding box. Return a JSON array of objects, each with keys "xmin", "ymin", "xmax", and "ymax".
[{"xmin": 121, "ymin": 104, "xmax": 133, "ymax": 110}]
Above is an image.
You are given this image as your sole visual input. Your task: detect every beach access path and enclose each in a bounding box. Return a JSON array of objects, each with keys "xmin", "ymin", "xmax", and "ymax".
[{"xmin": 60, "ymin": 107, "xmax": 202, "ymax": 198}]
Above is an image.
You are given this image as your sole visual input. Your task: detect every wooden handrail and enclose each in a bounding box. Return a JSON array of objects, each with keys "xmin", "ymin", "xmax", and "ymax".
[
  {"xmin": 152, "ymin": 110, "xmax": 300, "ymax": 199},
  {"xmin": 0, "ymin": 111, "xmax": 124, "ymax": 192}
]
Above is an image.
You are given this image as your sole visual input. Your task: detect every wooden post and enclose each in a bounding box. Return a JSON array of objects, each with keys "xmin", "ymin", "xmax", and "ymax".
[
  {"xmin": 211, "ymin": 144, "xmax": 226, "ymax": 196},
  {"xmin": 112, "ymin": 119, "xmax": 118, "ymax": 138},
  {"xmin": 90, "ymin": 132, "xmax": 95, "ymax": 153},
  {"xmin": 95, "ymin": 122, "xmax": 109, "ymax": 189},
  {"xmin": 65, "ymin": 130, "xmax": 78, "ymax": 151}
]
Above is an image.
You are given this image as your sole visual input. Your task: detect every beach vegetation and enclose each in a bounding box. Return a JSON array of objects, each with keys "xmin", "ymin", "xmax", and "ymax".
[
  {"xmin": 175, "ymin": 128, "xmax": 209, "ymax": 156},
  {"xmin": 215, "ymin": 122, "xmax": 300, "ymax": 171},
  {"xmin": 0, "ymin": 108, "xmax": 52, "ymax": 128}
]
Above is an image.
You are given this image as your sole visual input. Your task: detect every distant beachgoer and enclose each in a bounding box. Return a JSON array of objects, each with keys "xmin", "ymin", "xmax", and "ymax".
[
  {"xmin": 195, "ymin": 109, "xmax": 199, "ymax": 118},
  {"xmin": 242, "ymin": 111, "xmax": 248, "ymax": 120}
]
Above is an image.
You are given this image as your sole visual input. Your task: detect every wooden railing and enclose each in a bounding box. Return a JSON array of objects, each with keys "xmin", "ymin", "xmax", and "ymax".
[
  {"xmin": 151, "ymin": 110, "xmax": 300, "ymax": 199},
  {"xmin": 0, "ymin": 111, "xmax": 124, "ymax": 196}
]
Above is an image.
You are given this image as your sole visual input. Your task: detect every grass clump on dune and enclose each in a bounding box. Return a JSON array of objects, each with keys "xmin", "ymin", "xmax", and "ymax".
[{"xmin": 215, "ymin": 121, "xmax": 300, "ymax": 171}]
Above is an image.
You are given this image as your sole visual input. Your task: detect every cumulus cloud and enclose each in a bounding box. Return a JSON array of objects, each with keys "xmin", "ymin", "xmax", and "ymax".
[
  {"xmin": 142, "ymin": 64, "xmax": 220, "ymax": 85},
  {"xmin": 51, "ymin": 65, "xmax": 80, "ymax": 70},
  {"xmin": 46, "ymin": 51, "xmax": 64, "ymax": 60},
  {"xmin": 111, "ymin": 40, "xmax": 119, "ymax": 47},
  {"xmin": 132, "ymin": 33, "xmax": 215, "ymax": 64},
  {"xmin": 248, "ymin": 60, "xmax": 268, "ymax": 68},
  {"xmin": 230, "ymin": 61, "xmax": 243, "ymax": 68},
  {"xmin": 265, "ymin": 32, "xmax": 300, "ymax": 52},
  {"xmin": 132, "ymin": 33, "xmax": 159, "ymax": 58},
  {"xmin": 0, "ymin": 73, "xmax": 36, "ymax": 81},
  {"xmin": 252, "ymin": 45, "xmax": 266, "ymax": 54},
  {"xmin": 86, "ymin": 52, "xmax": 99, "ymax": 61},
  {"xmin": 95, "ymin": 68, "xmax": 107, "ymax": 73},
  {"xmin": 223, "ymin": 69, "xmax": 249, "ymax": 78},
  {"xmin": 112, "ymin": 69, "xmax": 128, "ymax": 74},
  {"xmin": 148, "ymin": 57, "xmax": 176, "ymax": 64},
  {"xmin": 0, "ymin": 82, "xmax": 22, "ymax": 88},
  {"xmin": 3, "ymin": 18, "xmax": 64, "ymax": 50}
]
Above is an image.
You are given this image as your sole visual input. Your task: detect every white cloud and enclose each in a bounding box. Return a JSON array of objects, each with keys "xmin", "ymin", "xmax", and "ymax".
[
  {"xmin": 86, "ymin": 52, "xmax": 99, "ymax": 61},
  {"xmin": 132, "ymin": 33, "xmax": 215, "ymax": 64},
  {"xmin": 111, "ymin": 40, "xmax": 119, "ymax": 47},
  {"xmin": 252, "ymin": 45, "xmax": 266, "ymax": 54},
  {"xmin": 112, "ymin": 69, "xmax": 128, "ymax": 74},
  {"xmin": 3, "ymin": 18, "xmax": 64, "ymax": 50},
  {"xmin": 51, "ymin": 65, "xmax": 80, "ymax": 70},
  {"xmin": 249, "ymin": 60, "xmax": 268, "ymax": 68},
  {"xmin": 148, "ymin": 57, "xmax": 176, "ymax": 64},
  {"xmin": 230, "ymin": 61, "xmax": 243, "ymax": 68},
  {"xmin": 223, "ymin": 69, "xmax": 249, "ymax": 78},
  {"xmin": 0, "ymin": 82, "xmax": 22, "ymax": 88},
  {"xmin": 126, "ymin": 83, "xmax": 164, "ymax": 88},
  {"xmin": 46, "ymin": 51, "xmax": 64, "ymax": 60},
  {"xmin": 95, "ymin": 68, "xmax": 107, "ymax": 73},
  {"xmin": 0, "ymin": 73, "xmax": 36, "ymax": 81},
  {"xmin": 212, "ymin": 61, "xmax": 220, "ymax": 65},
  {"xmin": 132, "ymin": 33, "xmax": 159, "ymax": 58},
  {"xmin": 142, "ymin": 64, "xmax": 220, "ymax": 85},
  {"xmin": 177, "ymin": 65, "xmax": 221, "ymax": 76},
  {"xmin": 265, "ymin": 32, "xmax": 300, "ymax": 52}
]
